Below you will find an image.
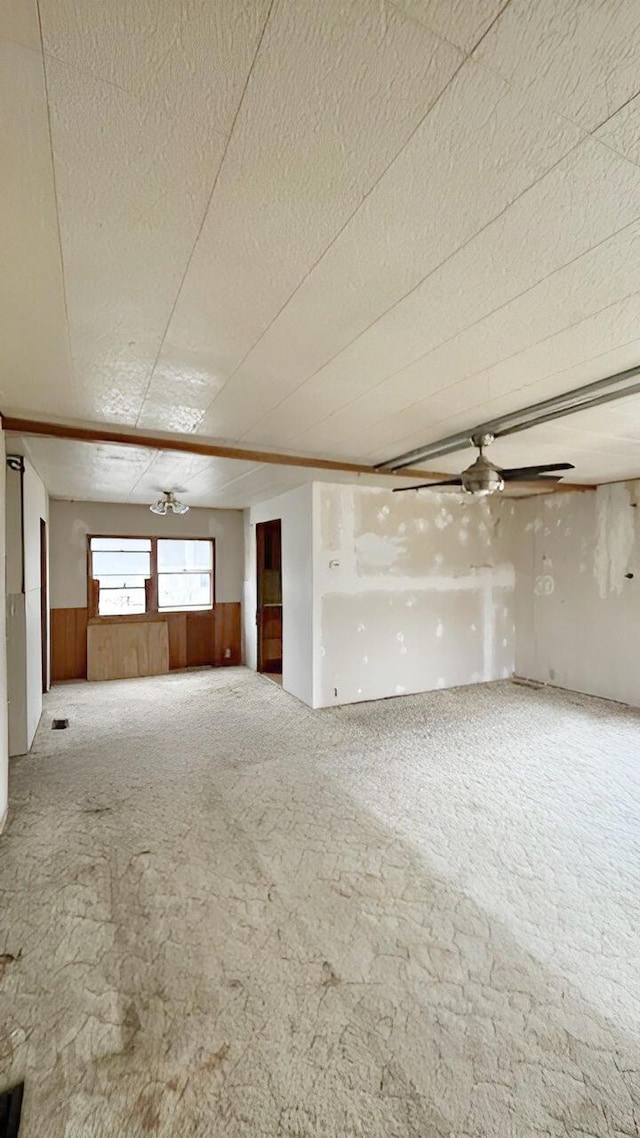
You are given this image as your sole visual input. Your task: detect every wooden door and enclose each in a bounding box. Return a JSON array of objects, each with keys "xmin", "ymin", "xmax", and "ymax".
[
  {"xmin": 256, "ymin": 519, "xmax": 282, "ymax": 674},
  {"xmin": 40, "ymin": 517, "xmax": 48, "ymax": 693}
]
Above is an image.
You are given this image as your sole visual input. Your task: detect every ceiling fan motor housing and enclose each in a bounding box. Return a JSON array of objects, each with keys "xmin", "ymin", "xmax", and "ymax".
[{"xmin": 461, "ymin": 455, "xmax": 505, "ymax": 496}]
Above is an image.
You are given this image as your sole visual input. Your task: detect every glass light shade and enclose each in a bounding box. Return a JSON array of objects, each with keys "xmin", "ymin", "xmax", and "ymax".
[{"xmin": 149, "ymin": 491, "xmax": 189, "ymax": 515}]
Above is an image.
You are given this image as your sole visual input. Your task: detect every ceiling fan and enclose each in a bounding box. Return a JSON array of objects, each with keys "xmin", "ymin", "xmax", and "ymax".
[{"xmin": 393, "ymin": 433, "xmax": 574, "ymax": 497}]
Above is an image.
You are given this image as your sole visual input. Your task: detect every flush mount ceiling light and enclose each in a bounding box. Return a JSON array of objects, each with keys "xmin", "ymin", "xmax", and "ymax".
[{"xmin": 149, "ymin": 490, "xmax": 190, "ymax": 516}]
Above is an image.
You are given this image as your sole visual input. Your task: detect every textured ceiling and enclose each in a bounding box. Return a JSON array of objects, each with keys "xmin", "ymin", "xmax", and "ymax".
[{"xmin": 2, "ymin": 0, "xmax": 640, "ymax": 503}]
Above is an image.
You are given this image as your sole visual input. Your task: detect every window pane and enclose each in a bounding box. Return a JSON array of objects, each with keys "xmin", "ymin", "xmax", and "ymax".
[
  {"xmin": 158, "ymin": 540, "xmax": 212, "ymax": 572},
  {"xmin": 91, "ymin": 537, "xmax": 151, "ymax": 552},
  {"xmin": 92, "ymin": 551, "xmax": 151, "ymax": 576},
  {"xmin": 94, "ymin": 574, "xmax": 147, "ymax": 589},
  {"xmin": 98, "ymin": 588, "xmax": 146, "ymax": 616},
  {"xmin": 158, "ymin": 572, "xmax": 211, "ymax": 610}
]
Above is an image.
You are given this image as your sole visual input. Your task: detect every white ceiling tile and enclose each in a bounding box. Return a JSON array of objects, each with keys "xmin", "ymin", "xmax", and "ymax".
[
  {"xmin": 199, "ymin": 60, "xmax": 582, "ymax": 439},
  {"xmin": 393, "ymin": 0, "xmax": 506, "ymax": 52},
  {"xmin": 287, "ymin": 220, "xmax": 640, "ymax": 460},
  {"xmin": 485, "ymin": 296, "xmax": 640, "ymax": 402},
  {"xmin": 20, "ymin": 438, "xmax": 157, "ymax": 499},
  {"xmin": 40, "ymin": 0, "xmax": 268, "ymax": 124},
  {"xmin": 133, "ymin": 371, "xmax": 223, "ymax": 434},
  {"xmin": 10, "ymin": 435, "xmax": 418, "ymax": 508},
  {"xmin": 2, "ymin": 0, "xmax": 640, "ymax": 492},
  {"xmin": 474, "ymin": 0, "xmax": 640, "ymax": 131},
  {"xmin": 131, "ymin": 450, "xmax": 217, "ymax": 495},
  {"xmin": 139, "ymin": 0, "xmax": 463, "ymax": 431},
  {"xmin": 30, "ymin": 2, "xmax": 270, "ymax": 423},
  {"xmin": 40, "ymin": 0, "xmax": 185, "ymax": 94},
  {"xmin": 0, "ymin": 39, "xmax": 72, "ymax": 416},
  {"xmin": 242, "ymin": 139, "xmax": 640, "ymax": 446}
]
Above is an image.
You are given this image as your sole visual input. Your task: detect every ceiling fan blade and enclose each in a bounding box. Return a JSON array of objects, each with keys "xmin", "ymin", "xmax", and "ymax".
[
  {"xmin": 504, "ymin": 475, "xmax": 562, "ymax": 485},
  {"xmin": 500, "ymin": 463, "xmax": 574, "ymax": 480},
  {"xmin": 393, "ymin": 478, "xmax": 463, "ymax": 493}
]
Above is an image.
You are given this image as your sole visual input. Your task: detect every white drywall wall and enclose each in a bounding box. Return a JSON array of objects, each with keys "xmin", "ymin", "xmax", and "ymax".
[
  {"xmin": 5, "ymin": 457, "xmax": 49, "ymax": 757},
  {"xmin": 314, "ymin": 484, "xmax": 517, "ymax": 708},
  {"xmin": 245, "ymin": 484, "xmax": 314, "ymax": 706},
  {"xmin": 49, "ymin": 500, "xmax": 244, "ymax": 608},
  {"xmin": 5, "ymin": 461, "xmax": 27, "ymax": 756},
  {"xmin": 0, "ymin": 429, "xmax": 8, "ymax": 828},
  {"xmin": 514, "ymin": 483, "xmax": 640, "ymax": 706},
  {"xmin": 24, "ymin": 462, "xmax": 49, "ymax": 745}
]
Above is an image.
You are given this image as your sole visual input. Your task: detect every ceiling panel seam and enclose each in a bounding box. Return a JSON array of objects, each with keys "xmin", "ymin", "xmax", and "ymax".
[
  {"xmin": 133, "ymin": 0, "xmax": 277, "ymax": 429},
  {"xmin": 469, "ymin": 52, "xmax": 640, "ymax": 170},
  {"xmin": 35, "ymin": 0, "xmax": 76, "ymax": 395},
  {"xmin": 590, "ymin": 87, "xmax": 640, "ymax": 139},
  {"xmin": 186, "ymin": 462, "xmax": 270, "ymax": 495},
  {"xmin": 469, "ymin": 11, "xmax": 640, "ymax": 146},
  {"xmin": 591, "ymin": 129, "xmax": 640, "ymax": 172},
  {"xmin": 41, "ymin": 50, "xmax": 134, "ymax": 96},
  {"xmin": 387, "ymin": 0, "xmax": 513, "ymax": 57},
  {"xmin": 126, "ymin": 449, "xmax": 166, "ymax": 501},
  {"xmin": 274, "ymin": 212, "xmax": 640, "ymax": 450}
]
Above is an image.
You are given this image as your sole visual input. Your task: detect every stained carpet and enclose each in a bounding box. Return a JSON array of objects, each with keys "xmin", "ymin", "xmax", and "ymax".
[{"xmin": 0, "ymin": 669, "xmax": 638, "ymax": 1136}]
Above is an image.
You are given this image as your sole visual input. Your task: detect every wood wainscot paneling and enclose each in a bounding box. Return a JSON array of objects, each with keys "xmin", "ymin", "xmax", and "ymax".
[
  {"xmin": 213, "ymin": 602, "xmax": 242, "ymax": 666},
  {"xmin": 166, "ymin": 612, "xmax": 187, "ymax": 670},
  {"xmin": 186, "ymin": 609, "xmax": 215, "ymax": 667},
  {"xmin": 184, "ymin": 604, "xmax": 242, "ymax": 668},
  {"xmin": 51, "ymin": 608, "xmax": 88, "ymax": 681},
  {"xmin": 87, "ymin": 620, "xmax": 169, "ymax": 681},
  {"xmin": 50, "ymin": 603, "xmax": 241, "ymax": 682}
]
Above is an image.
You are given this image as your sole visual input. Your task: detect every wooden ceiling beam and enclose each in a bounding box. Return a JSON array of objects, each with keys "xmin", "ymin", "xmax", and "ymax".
[{"xmin": 1, "ymin": 415, "xmax": 594, "ymax": 491}]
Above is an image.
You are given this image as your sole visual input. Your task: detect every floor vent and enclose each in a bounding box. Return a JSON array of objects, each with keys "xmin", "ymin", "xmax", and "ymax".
[
  {"xmin": 0, "ymin": 1082, "xmax": 24, "ymax": 1137},
  {"xmin": 52, "ymin": 718, "xmax": 69, "ymax": 730}
]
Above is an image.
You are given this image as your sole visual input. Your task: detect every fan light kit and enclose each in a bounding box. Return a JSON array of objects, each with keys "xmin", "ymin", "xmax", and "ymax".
[
  {"xmin": 394, "ymin": 434, "xmax": 574, "ymax": 498},
  {"xmin": 149, "ymin": 491, "xmax": 190, "ymax": 515}
]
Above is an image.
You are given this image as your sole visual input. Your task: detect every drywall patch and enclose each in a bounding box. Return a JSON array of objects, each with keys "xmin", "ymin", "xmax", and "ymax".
[
  {"xmin": 594, "ymin": 483, "xmax": 635, "ymax": 599},
  {"xmin": 355, "ymin": 530, "xmax": 405, "ymax": 571},
  {"xmin": 534, "ymin": 575, "xmax": 554, "ymax": 596},
  {"xmin": 321, "ymin": 490, "xmax": 343, "ymax": 551}
]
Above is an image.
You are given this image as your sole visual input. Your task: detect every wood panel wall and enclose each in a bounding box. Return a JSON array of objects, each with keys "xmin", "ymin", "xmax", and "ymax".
[
  {"xmin": 50, "ymin": 602, "xmax": 241, "ymax": 682},
  {"xmin": 51, "ymin": 608, "xmax": 88, "ymax": 681},
  {"xmin": 87, "ymin": 621, "xmax": 169, "ymax": 682}
]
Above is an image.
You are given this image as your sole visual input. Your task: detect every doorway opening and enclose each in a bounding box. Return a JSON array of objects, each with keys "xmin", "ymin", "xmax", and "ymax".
[
  {"xmin": 40, "ymin": 517, "xmax": 48, "ymax": 694},
  {"xmin": 256, "ymin": 519, "xmax": 282, "ymax": 680}
]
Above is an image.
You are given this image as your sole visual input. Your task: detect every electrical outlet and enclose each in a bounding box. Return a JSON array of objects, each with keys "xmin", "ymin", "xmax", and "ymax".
[{"xmin": 224, "ymin": 647, "xmax": 231, "ymax": 658}]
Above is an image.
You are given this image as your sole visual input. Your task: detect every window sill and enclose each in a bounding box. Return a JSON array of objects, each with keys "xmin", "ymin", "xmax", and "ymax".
[{"xmin": 88, "ymin": 608, "xmax": 214, "ymax": 625}]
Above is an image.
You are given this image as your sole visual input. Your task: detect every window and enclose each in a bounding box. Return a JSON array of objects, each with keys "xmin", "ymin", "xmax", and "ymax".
[
  {"xmin": 157, "ymin": 539, "xmax": 213, "ymax": 612},
  {"xmin": 90, "ymin": 537, "xmax": 151, "ymax": 616},
  {"xmin": 89, "ymin": 537, "xmax": 214, "ymax": 617}
]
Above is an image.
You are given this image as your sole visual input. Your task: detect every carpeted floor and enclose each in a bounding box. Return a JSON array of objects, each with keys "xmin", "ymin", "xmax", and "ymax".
[{"xmin": 0, "ymin": 669, "xmax": 638, "ymax": 1137}]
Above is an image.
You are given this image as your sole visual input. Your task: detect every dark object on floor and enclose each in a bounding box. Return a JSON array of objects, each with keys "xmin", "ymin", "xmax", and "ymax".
[
  {"xmin": 0, "ymin": 1082, "xmax": 24, "ymax": 1137},
  {"xmin": 51, "ymin": 719, "xmax": 69, "ymax": 730}
]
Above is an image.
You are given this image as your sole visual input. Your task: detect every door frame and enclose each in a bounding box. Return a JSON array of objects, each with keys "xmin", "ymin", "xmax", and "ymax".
[{"xmin": 256, "ymin": 518, "xmax": 282, "ymax": 674}]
